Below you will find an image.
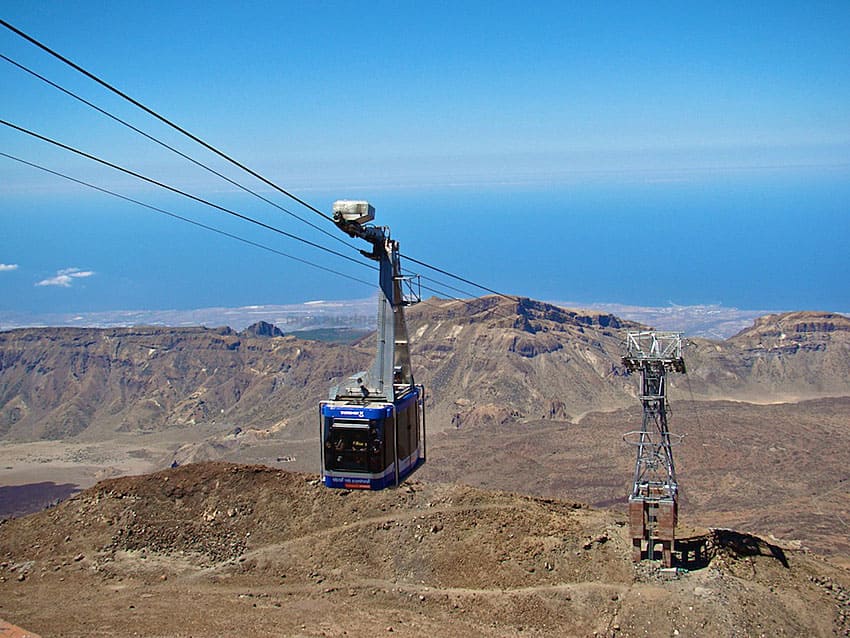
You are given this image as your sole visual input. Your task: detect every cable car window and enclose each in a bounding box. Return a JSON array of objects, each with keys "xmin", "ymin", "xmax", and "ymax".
[
  {"xmin": 330, "ymin": 419, "xmax": 370, "ymax": 429},
  {"xmin": 325, "ymin": 418, "xmax": 387, "ymax": 473},
  {"xmin": 326, "ymin": 425, "xmax": 370, "ymax": 472},
  {"xmin": 396, "ymin": 404, "xmax": 410, "ymax": 461}
]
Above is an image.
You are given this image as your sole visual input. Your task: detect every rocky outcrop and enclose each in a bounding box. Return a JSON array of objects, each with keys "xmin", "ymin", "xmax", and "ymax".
[{"xmin": 240, "ymin": 321, "xmax": 284, "ymax": 338}]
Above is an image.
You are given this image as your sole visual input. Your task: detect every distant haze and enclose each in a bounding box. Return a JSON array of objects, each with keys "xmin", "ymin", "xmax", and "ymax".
[{"xmin": 0, "ymin": 296, "xmax": 830, "ymax": 340}]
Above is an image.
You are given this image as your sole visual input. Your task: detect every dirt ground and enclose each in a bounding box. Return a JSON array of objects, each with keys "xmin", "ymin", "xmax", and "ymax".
[
  {"xmin": 2, "ymin": 463, "xmax": 849, "ymax": 637},
  {"xmin": 420, "ymin": 398, "xmax": 850, "ymax": 567}
]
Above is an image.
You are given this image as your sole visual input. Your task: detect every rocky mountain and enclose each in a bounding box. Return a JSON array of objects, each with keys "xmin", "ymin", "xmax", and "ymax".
[
  {"xmin": 406, "ymin": 297, "xmax": 644, "ymax": 429},
  {"xmin": 406, "ymin": 299, "xmax": 850, "ymax": 427},
  {"xmin": 1, "ymin": 462, "xmax": 849, "ymax": 637},
  {"xmin": 0, "ymin": 323, "xmax": 369, "ymax": 441},
  {"xmin": 682, "ymin": 311, "xmax": 850, "ymax": 402},
  {"xmin": 239, "ymin": 320, "xmax": 285, "ymax": 338},
  {"xmin": 1, "ymin": 299, "xmax": 849, "ymax": 443}
]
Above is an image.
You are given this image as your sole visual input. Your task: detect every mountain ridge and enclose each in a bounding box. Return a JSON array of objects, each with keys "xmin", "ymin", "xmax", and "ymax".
[
  {"xmin": 5, "ymin": 297, "xmax": 837, "ymax": 339},
  {"xmin": 1, "ymin": 298, "xmax": 848, "ymax": 443}
]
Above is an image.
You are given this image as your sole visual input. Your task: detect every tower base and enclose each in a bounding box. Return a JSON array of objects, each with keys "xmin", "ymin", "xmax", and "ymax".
[{"xmin": 629, "ymin": 496, "xmax": 677, "ymax": 567}]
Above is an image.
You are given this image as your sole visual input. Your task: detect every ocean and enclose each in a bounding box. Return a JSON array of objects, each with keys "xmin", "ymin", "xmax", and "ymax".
[{"xmin": 1, "ymin": 167, "xmax": 848, "ymax": 314}]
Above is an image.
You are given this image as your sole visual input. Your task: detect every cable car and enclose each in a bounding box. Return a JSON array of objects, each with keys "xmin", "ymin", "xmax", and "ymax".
[{"xmin": 319, "ymin": 201, "xmax": 426, "ymax": 489}]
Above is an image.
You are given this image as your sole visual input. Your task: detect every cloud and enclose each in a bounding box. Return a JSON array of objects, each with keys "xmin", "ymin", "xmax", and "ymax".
[
  {"xmin": 0, "ymin": 263, "xmax": 19, "ymax": 272},
  {"xmin": 36, "ymin": 267, "xmax": 96, "ymax": 288}
]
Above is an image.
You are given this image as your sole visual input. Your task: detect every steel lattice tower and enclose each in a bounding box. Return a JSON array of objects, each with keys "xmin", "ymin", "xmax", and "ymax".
[{"xmin": 622, "ymin": 331, "xmax": 686, "ymax": 566}]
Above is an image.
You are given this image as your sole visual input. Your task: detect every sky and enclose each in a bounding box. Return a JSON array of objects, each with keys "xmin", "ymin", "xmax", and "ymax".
[{"xmin": 1, "ymin": 1, "xmax": 849, "ymax": 316}]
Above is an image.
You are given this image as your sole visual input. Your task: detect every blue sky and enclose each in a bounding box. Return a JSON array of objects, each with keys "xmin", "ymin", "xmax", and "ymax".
[{"xmin": 1, "ymin": 2, "xmax": 849, "ymax": 315}]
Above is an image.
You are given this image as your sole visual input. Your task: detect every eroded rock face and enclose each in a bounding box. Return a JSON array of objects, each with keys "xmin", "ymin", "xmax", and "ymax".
[
  {"xmin": 731, "ymin": 311, "xmax": 850, "ymax": 341},
  {"xmin": 1, "ymin": 299, "xmax": 848, "ymax": 441},
  {"xmin": 0, "ymin": 326, "xmax": 368, "ymax": 440},
  {"xmin": 680, "ymin": 310, "xmax": 850, "ymax": 400}
]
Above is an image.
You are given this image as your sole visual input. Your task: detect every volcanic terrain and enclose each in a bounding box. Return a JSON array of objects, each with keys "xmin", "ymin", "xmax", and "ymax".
[
  {"xmin": 2, "ymin": 462, "xmax": 850, "ymax": 637},
  {"xmin": 2, "ymin": 297, "xmax": 850, "ymax": 635}
]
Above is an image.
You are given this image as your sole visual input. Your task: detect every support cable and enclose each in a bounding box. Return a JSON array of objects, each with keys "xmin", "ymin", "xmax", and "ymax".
[
  {"xmin": 412, "ymin": 272, "xmax": 479, "ymax": 300},
  {"xmin": 1, "ymin": 153, "xmax": 534, "ymax": 330},
  {"xmin": 1, "ymin": 18, "xmax": 333, "ymax": 223},
  {"xmin": 0, "ymin": 151, "xmax": 375, "ymax": 288},
  {"xmin": 3, "ymin": 152, "xmax": 499, "ymax": 319},
  {"xmin": 1, "ymin": 115, "xmax": 477, "ymax": 300},
  {"xmin": 0, "ymin": 119, "xmax": 373, "ymax": 272},
  {"xmin": 4, "ymin": 52, "xmax": 484, "ymax": 299},
  {"xmin": 0, "ymin": 52, "xmax": 359, "ymax": 254},
  {"xmin": 401, "ymin": 252, "xmax": 518, "ymax": 302},
  {"xmin": 2, "ymin": 19, "xmax": 516, "ymax": 304},
  {"xmin": 3, "ymin": 143, "xmax": 496, "ymax": 316}
]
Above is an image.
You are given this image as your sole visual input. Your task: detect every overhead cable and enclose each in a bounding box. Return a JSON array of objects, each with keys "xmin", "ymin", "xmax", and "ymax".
[
  {"xmin": 0, "ymin": 119, "xmax": 373, "ymax": 272},
  {"xmin": 0, "ymin": 18, "xmax": 334, "ymax": 223},
  {"xmin": 2, "ymin": 18, "xmax": 517, "ymax": 303},
  {"xmin": 415, "ymin": 275, "xmax": 479, "ymax": 299},
  {"xmin": 0, "ymin": 52, "xmax": 358, "ymax": 253},
  {"xmin": 3, "ymin": 53, "xmax": 485, "ymax": 299},
  {"xmin": 0, "ymin": 151, "xmax": 374, "ymax": 288},
  {"xmin": 2, "ymin": 149, "xmax": 483, "ymax": 308},
  {"xmin": 401, "ymin": 252, "xmax": 518, "ymax": 302},
  {"xmin": 2, "ymin": 147, "xmax": 498, "ymax": 312}
]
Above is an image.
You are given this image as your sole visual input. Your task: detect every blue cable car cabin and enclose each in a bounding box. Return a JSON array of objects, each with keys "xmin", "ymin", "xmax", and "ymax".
[
  {"xmin": 319, "ymin": 200, "xmax": 426, "ymax": 490},
  {"xmin": 320, "ymin": 385, "xmax": 425, "ymax": 489}
]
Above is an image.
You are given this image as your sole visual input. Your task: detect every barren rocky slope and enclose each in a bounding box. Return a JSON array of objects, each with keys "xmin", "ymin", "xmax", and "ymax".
[
  {"xmin": 683, "ymin": 311, "xmax": 850, "ymax": 402},
  {"xmin": 2, "ymin": 298, "xmax": 848, "ymax": 444},
  {"xmin": 421, "ymin": 397, "xmax": 850, "ymax": 563},
  {"xmin": 407, "ymin": 297, "xmax": 644, "ymax": 429},
  {"xmin": 0, "ymin": 323, "xmax": 369, "ymax": 441},
  {"xmin": 2, "ymin": 462, "xmax": 849, "ymax": 637}
]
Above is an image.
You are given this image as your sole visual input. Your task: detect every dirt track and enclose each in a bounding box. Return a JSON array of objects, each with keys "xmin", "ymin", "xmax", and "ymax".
[{"xmin": 2, "ymin": 463, "xmax": 849, "ymax": 637}]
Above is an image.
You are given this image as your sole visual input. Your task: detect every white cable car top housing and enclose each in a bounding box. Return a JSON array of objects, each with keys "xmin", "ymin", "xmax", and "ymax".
[{"xmin": 333, "ymin": 200, "xmax": 375, "ymax": 225}]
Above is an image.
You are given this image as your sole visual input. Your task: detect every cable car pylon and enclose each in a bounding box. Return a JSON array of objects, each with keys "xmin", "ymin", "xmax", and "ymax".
[
  {"xmin": 622, "ymin": 331, "xmax": 686, "ymax": 567},
  {"xmin": 319, "ymin": 201, "xmax": 426, "ymax": 489}
]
